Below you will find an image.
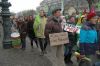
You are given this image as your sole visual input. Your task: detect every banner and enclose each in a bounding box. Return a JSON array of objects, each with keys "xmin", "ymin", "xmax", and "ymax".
[
  {"xmin": 49, "ymin": 32, "xmax": 69, "ymax": 46},
  {"xmin": 64, "ymin": 23, "xmax": 80, "ymax": 33}
]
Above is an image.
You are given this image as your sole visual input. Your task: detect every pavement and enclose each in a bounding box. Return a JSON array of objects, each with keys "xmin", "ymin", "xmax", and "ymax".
[
  {"xmin": 0, "ymin": 24, "xmax": 77, "ymax": 66},
  {"xmin": 0, "ymin": 24, "xmax": 52, "ymax": 66},
  {"xmin": 0, "ymin": 39, "xmax": 52, "ymax": 66}
]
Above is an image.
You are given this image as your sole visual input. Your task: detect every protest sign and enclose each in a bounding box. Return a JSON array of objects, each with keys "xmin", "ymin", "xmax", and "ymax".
[
  {"xmin": 64, "ymin": 23, "xmax": 80, "ymax": 33},
  {"xmin": 49, "ymin": 32, "xmax": 69, "ymax": 46}
]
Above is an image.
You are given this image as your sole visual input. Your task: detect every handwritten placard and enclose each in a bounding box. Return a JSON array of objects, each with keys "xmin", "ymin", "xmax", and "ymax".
[
  {"xmin": 64, "ymin": 23, "xmax": 80, "ymax": 32},
  {"xmin": 49, "ymin": 32, "xmax": 69, "ymax": 46}
]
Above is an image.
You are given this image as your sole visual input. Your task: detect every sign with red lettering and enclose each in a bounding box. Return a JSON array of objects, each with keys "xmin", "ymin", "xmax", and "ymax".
[{"xmin": 64, "ymin": 23, "xmax": 80, "ymax": 33}]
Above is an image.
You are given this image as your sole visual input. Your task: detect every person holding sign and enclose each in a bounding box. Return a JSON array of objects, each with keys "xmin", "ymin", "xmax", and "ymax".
[{"xmin": 45, "ymin": 9, "xmax": 66, "ymax": 66}]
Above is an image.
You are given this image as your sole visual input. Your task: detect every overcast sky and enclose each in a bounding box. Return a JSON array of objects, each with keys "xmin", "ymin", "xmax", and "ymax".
[{"xmin": 9, "ymin": 0, "xmax": 43, "ymax": 13}]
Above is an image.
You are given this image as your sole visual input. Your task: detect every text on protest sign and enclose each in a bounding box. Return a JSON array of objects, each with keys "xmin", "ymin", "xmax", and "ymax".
[
  {"xmin": 64, "ymin": 23, "xmax": 80, "ymax": 32},
  {"xmin": 49, "ymin": 32, "xmax": 69, "ymax": 46}
]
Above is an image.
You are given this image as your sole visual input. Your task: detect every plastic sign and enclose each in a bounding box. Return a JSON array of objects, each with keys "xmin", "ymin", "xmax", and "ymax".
[{"xmin": 64, "ymin": 23, "xmax": 80, "ymax": 33}]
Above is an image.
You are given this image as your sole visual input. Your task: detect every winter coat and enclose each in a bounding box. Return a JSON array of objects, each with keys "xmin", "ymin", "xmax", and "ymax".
[
  {"xmin": 34, "ymin": 15, "xmax": 47, "ymax": 38},
  {"xmin": 80, "ymin": 22, "xmax": 97, "ymax": 43},
  {"xmin": 27, "ymin": 20, "xmax": 35, "ymax": 39},
  {"xmin": 18, "ymin": 21, "xmax": 27, "ymax": 39},
  {"xmin": 45, "ymin": 16, "xmax": 63, "ymax": 38},
  {"xmin": 79, "ymin": 22, "xmax": 98, "ymax": 55}
]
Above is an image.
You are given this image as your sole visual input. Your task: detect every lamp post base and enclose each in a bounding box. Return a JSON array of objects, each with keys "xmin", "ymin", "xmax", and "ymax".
[{"xmin": 0, "ymin": 0, "xmax": 12, "ymax": 49}]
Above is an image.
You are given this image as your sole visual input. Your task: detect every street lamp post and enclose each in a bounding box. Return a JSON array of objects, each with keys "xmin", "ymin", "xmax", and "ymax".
[
  {"xmin": 0, "ymin": 0, "xmax": 12, "ymax": 49},
  {"xmin": 61, "ymin": 0, "xmax": 64, "ymax": 14},
  {"xmin": 46, "ymin": 0, "xmax": 51, "ymax": 16}
]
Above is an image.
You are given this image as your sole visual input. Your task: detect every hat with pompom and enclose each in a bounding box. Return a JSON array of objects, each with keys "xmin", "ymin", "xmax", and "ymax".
[{"xmin": 87, "ymin": 7, "xmax": 96, "ymax": 20}]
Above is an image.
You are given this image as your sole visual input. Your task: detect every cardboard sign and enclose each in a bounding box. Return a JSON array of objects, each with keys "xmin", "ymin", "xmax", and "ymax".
[
  {"xmin": 64, "ymin": 23, "xmax": 80, "ymax": 32},
  {"xmin": 49, "ymin": 32, "xmax": 69, "ymax": 46}
]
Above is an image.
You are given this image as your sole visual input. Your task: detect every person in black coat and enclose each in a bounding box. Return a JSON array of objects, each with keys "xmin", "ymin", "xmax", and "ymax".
[{"xmin": 27, "ymin": 16, "xmax": 38, "ymax": 48}]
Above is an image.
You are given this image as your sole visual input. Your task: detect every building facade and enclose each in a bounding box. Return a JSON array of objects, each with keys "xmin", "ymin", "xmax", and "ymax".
[
  {"xmin": 64, "ymin": 0, "xmax": 100, "ymax": 15},
  {"xmin": 64, "ymin": 0, "xmax": 89, "ymax": 15},
  {"xmin": 37, "ymin": 0, "xmax": 100, "ymax": 15},
  {"xmin": 37, "ymin": 0, "xmax": 62, "ymax": 15}
]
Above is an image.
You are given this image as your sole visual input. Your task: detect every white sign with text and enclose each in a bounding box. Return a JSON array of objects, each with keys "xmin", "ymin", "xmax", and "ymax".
[{"xmin": 49, "ymin": 32, "xmax": 69, "ymax": 46}]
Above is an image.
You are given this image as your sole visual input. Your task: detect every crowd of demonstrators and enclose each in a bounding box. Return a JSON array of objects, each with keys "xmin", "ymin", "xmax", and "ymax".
[
  {"xmin": 10, "ymin": 8, "xmax": 100, "ymax": 66},
  {"xmin": 62, "ymin": 7, "xmax": 100, "ymax": 65}
]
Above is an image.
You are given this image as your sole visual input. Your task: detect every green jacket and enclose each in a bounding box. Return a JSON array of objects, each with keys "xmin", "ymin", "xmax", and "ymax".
[{"xmin": 33, "ymin": 15, "xmax": 47, "ymax": 38}]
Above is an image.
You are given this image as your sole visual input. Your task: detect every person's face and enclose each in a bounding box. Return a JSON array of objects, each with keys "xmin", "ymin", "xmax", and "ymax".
[
  {"xmin": 29, "ymin": 16, "xmax": 33, "ymax": 20},
  {"xmin": 70, "ymin": 17, "xmax": 75, "ymax": 22},
  {"xmin": 54, "ymin": 11, "xmax": 61, "ymax": 17},
  {"xmin": 24, "ymin": 17, "xmax": 28, "ymax": 20},
  {"xmin": 98, "ymin": 17, "xmax": 100, "ymax": 22},
  {"xmin": 40, "ymin": 11, "xmax": 45, "ymax": 17},
  {"xmin": 90, "ymin": 17, "xmax": 97, "ymax": 24}
]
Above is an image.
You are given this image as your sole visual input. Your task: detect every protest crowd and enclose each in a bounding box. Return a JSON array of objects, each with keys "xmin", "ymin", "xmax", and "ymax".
[{"xmin": 10, "ymin": 7, "xmax": 100, "ymax": 66}]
